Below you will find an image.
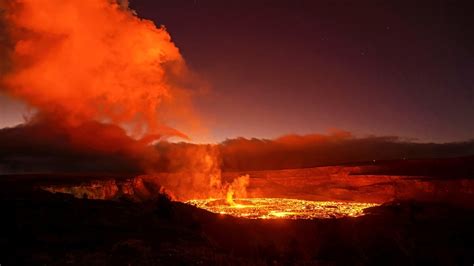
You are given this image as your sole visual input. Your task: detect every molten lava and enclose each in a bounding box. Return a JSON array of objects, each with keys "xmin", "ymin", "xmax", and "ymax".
[{"xmin": 186, "ymin": 198, "xmax": 379, "ymax": 219}]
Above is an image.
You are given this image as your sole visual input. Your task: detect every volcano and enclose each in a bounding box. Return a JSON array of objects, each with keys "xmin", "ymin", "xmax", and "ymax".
[
  {"xmin": 1, "ymin": 0, "xmax": 474, "ymax": 265},
  {"xmin": 2, "ymin": 157, "xmax": 474, "ymax": 265}
]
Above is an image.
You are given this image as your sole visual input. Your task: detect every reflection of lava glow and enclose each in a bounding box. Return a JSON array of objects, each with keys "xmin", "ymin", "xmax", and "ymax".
[{"xmin": 186, "ymin": 198, "xmax": 379, "ymax": 219}]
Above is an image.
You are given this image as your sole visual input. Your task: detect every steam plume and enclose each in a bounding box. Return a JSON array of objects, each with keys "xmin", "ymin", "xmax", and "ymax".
[
  {"xmin": 0, "ymin": 1, "xmax": 241, "ymax": 200},
  {"xmin": 1, "ymin": 0, "xmax": 193, "ymax": 140}
]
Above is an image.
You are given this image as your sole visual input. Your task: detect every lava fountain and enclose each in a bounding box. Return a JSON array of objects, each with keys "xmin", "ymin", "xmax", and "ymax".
[
  {"xmin": 186, "ymin": 186, "xmax": 379, "ymax": 219},
  {"xmin": 185, "ymin": 170, "xmax": 379, "ymax": 219}
]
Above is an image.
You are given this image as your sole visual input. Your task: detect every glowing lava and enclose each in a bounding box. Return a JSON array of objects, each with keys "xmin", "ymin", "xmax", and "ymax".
[{"xmin": 186, "ymin": 198, "xmax": 379, "ymax": 219}]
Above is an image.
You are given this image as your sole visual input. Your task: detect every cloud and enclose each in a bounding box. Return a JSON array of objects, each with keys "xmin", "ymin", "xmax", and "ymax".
[
  {"xmin": 218, "ymin": 132, "xmax": 474, "ymax": 171},
  {"xmin": 1, "ymin": 124, "xmax": 473, "ymax": 175},
  {"xmin": 1, "ymin": 0, "xmax": 199, "ymax": 140},
  {"xmin": 0, "ymin": 119, "xmax": 155, "ymax": 174},
  {"xmin": 0, "ymin": 0, "xmax": 204, "ymax": 175}
]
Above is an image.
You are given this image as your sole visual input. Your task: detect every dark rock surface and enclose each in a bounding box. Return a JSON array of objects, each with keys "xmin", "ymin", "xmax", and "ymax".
[{"xmin": 1, "ymin": 184, "xmax": 473, "ymax": 265}]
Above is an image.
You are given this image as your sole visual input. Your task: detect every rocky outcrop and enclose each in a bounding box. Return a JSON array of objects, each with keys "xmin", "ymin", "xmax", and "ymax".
[{"xmin": 40, "ymin": 176, "xmax": 160, "ymax": 201}]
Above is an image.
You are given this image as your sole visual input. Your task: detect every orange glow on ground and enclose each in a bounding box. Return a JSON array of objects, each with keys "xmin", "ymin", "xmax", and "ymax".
[{"xmin": 186, "ymin": 198, "xmax": 379, "ymax": 219}]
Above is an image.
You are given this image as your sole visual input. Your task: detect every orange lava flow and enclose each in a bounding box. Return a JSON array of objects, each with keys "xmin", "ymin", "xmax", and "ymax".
[{"xmin": 186, "ymin": 198, "xmax": 379, "ymax": 219}]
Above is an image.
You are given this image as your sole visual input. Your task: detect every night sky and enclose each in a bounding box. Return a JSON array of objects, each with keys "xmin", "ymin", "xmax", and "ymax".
[{"xmin": 1, "ymin": 0, "xmax": 473, "ymax": 142}]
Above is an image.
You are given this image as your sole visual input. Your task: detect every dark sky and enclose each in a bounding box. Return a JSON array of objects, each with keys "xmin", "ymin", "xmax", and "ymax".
[
  {"xmin": 128, "ymin": 0, "xmax": 474, "ymax": 142},
  {"xmin": 1, "ymin": 0, "xmax": 473, "ymax": 143}
]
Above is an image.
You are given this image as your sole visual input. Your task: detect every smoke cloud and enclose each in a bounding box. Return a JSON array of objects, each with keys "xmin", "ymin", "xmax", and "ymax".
[
  {"xmin": 1, "ymin": 0, "xmax": 195, "ymax": 140},
  {"xmin": 0, "ymin": 0, "xmax": 223, "ymax": 199}
]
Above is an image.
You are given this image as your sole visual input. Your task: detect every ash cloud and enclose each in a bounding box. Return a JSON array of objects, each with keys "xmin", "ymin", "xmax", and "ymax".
[
  {"xmin": 0, "ymin": 0, "xmax": 202, "ymax": 173},
  {"xmin": 1, "ymin": 0, "xmax": 198, "ymax": 141}
]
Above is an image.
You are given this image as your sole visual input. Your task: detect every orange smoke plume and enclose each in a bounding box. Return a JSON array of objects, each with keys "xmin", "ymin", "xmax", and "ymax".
[{"xmin": 1, "ymin": 0, "xmax": 194, "ymax": 140}]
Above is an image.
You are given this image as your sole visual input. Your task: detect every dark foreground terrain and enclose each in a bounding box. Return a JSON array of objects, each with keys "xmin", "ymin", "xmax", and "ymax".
[
  {"xmin": 1, "ymin": 186, "xmax": 474, "ymax": 265},
  {"xmin": 1, "ymin": 157, "xmax": 474, "ymax": 265}
]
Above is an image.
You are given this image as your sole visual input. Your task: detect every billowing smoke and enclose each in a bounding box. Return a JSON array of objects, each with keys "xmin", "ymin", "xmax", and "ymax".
[
  {"xmin": 0, "ymin": 0, "xmax": 246, "ymax": 201},
  {"xmin": 143, "ymin": 143, "xmax": 250, "ymax": 201},
  {"xmin": 1, "ymin": 0, "xmax": 193, "ymax": 140},
  {"xmin": 150, "ymin": 143, "xmax": 223, "ymax": 200}
]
